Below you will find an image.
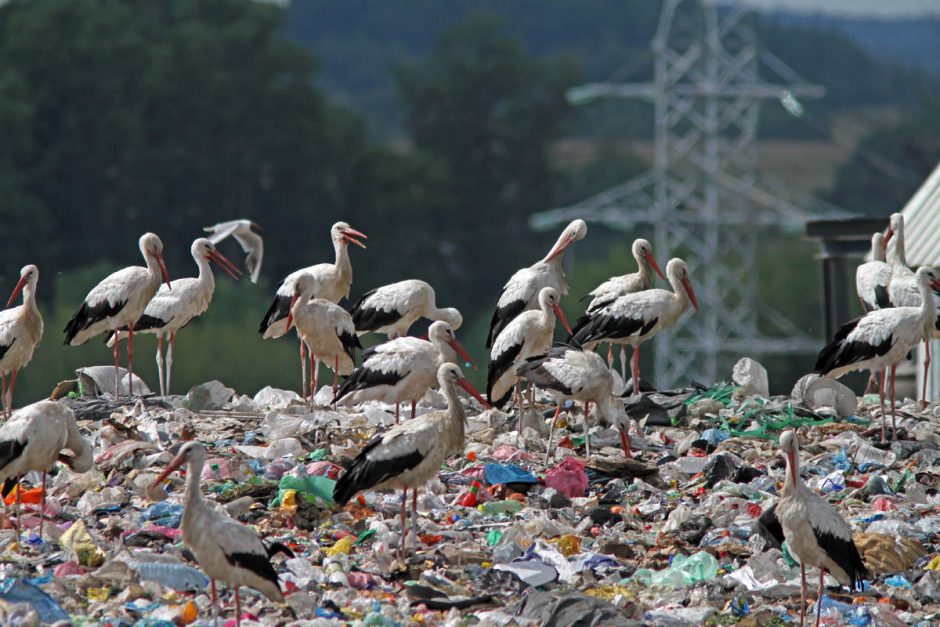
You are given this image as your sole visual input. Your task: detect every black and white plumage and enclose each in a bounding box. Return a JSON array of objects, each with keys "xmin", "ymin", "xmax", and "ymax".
[
  {"xmin": 333, "ymin": 363, "xmax": 488, "ymax": 555},
  {"xmin": 286, "ymin": 274, "xmax": 361, "ymax": 402},
  {"xmin": 0, "ymin": 400, "xmax": 92, "ymax": 543},
  {"xmin": 332, "ymin": 320, "xmax": 475, "ymax": 423},
  {"xmin": 517, "ymin": 346, "xmax": 630, "ymax": 460},
  {"xmin": 150, "ymin": 442, "xmax": 291, "ymax": 625},
  {"xmin": 204, "ymin": 219, "xmax": 264, "ymax": 284},
  {"xmin": 570, "ymin": 258, "xmax": 699, "ymax": 395},
  {"xmin": 883, "ymin": 212, "xmax": 940, "ymax": 402},
  {"xmin": 776, "ymin": 430, "xmax": 867, "ymax": 627},
  {"xmin": 258, "ymin": 221, "xmax": 366, "ymax": 339},
  {"xmin": 487, "ymin": 287, "xmax": 573, "ymax": 413},
  {"xmin": 349, "ymin": 279, "xmax": 462, "ymax": 339},
  {"xmin": 584, "ymin": 238, "xmax": 666, "ymax": 382},
  {"xmin": 63, "ymin": 233, "xmax": 171, "ymax": 397},
  {"xmin": 486, "ymin": 219, "xmax": 586, "ymax": 348},
  {"xmin": 855, "ymin": 232, "xmax": 891, "ymax": 313},
  {"xmin": 815, "ymin": 266, "xmax": 940, "ymax": 442},
  {"xmin": 0, "ymin": 265, "xmax": 43, "ymax": 418},
  {"xmin": 106, "ymin": 238, "xmax": 241, "ymax": 396}
]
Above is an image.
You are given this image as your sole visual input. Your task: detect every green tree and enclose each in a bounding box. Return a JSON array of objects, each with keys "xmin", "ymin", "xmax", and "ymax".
[{"xmin": 395, "ymin": 13, "xmax": 581, "ymax": 313}]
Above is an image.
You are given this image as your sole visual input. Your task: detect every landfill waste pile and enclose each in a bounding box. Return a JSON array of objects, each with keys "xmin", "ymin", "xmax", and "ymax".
[{"xmin": 2, "ymin": 363, "xmax": 940, "ymax": 627}]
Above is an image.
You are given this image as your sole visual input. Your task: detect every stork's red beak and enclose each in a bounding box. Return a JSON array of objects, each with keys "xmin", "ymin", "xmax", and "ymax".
[
  {"xmin": 6, "ymin": 275, "xmax": 27, "ymax": 308},
  {"xmin": 342, "ymin": 227, "xmax": 367, "ymax": 249},
  {"xmin": 285, "ymin": 292, "xmax": 301, "ymax": 332},
  {"xmin": 884, "ymin": 226, "xmax": 895, "ymax": 248},
  {"xmin": 646, "ymin": 252, "xmax": 666, "ymax": 281},
  {"xmin": 788, "ymin": 449, "xmax": 798, "ymax": 485},
  {"xmin": 448, "ymin": 337, "xmax": 477, "ymax": 371},
  {"xmin": 931, "ymin": 277, "xmax": 940, "ymax": 292},
  {"xmin": 457, "ymin": 376, "xmax": 490, "ymax": 409},
  {"xmin": 209, "ymin": 249, "xmax": 242, "ymax": 280},
  {"xmin": 551, "ymin": 303, "xmax": 573, "ymax": 336},
  {"xmin": 544, "ymin": 233, "xmax": 575, "ymax": 262},
  {"xmin": 682, "ymin": 277, "xmax": 699, "ymax": 312},
  {"xmin": 150, "ymin": 451, "xmax": 187, "ymax": 490},
  {"xmin": 156, "ymin": 253, "xmax": 172, "ymax": 291}
]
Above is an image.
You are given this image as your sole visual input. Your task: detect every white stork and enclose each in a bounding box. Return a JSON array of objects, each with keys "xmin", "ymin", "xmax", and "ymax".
[
  {"xmin": 584, "ymin": 238, "xmax": 666, "ymax": 380},
  {"xmin": 570, "ymin": 258, "xmax": 699, "ymax": 395},
  {"xmin": 286, "ymin": 275, "xmax": 361, "ymax": 402},
  {"xmin": 63, "ymin": 233, "xmax": 171, "ymax": 397},
  {"xmin": 0, "ymin": 265, "xmax": 43, "ymax": 418},
  {"xmin": 485, "ymin": 219, "xmax": 586, "ymax": 348},
  {"xmin": 517, "ymin": 346, "xmax": 630, "ymax": 460},
  {"xmin": 775, "ymin": 430, "xmax": 867, "ymax": 627},
  {"xmin": 203, "ymin": 219, "xmax": 264, "ymax": 284},
  {"xmin": 259, "ymin": 222, "xmax": 366, "ymax": 398},
  {"xmin": 815, "ymin": 266, "xmax": 940, "ymax": 443},
  {"xmin": 487, "ymin": 287, "xmax": 573, "ymax": 436},
  {"xmin": 855, "ymin": 232, "xmax": 890, "ymax": 313},
  {"xmin": 107, "ymin": 238, "xmax": 241, "ymax": 396},
  {"xmin": 884, "ymin": 212, "xmax": 940, "ymax": 402},
  {"xmin": 332, "ymin": 320, "xmax": 475, "ymax": 423},
  {"xmin": 0, "ymin": 400, "xmax": 92, "ymax": 543},
  {"xmin": 349, "ymin": 279, "xmax": 462, "ymax": 339},
  {"xmin": 333, "ymin": 363, "xmax": 488, "ymax": 555},
  {"xmin": 149, "ymin": 442, "xmax": 293, "ymax": 625}
]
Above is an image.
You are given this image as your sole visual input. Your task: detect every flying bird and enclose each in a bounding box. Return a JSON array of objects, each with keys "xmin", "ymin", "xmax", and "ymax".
[{"xmin": 204, "ymin": 219, "xmax": 264, "ymax": 284}]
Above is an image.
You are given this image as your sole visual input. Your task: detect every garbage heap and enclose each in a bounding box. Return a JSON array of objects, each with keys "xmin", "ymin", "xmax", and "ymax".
[{"xmin": 2, "ymin": 363, "xmax": 940, "ymax": 626}]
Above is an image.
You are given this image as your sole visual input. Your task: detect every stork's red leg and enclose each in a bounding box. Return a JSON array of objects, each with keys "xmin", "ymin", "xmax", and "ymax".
[
  {"xmin": 312, "ymin": 357, "xmax": 320, "ymax": 403},
  {"xmin": 620, "ymin": 343, "xmax": 628, "ymax": 384},
  {"xmin": 395, "ymin": 403, "xmax": 400, "ymax": 425},
  {"xmin": 38, "ymin": 471, "xmax": 45, "ymax": 543},
  {"xmin": 411, "ymin": 488, "xmax": 418, "ymax": 553},
  {"xmin": 210, "ymin": 579, "xmax": 218, "ymax": 618},
  {"xmin": 156, "ymin": 334, "xmax": 166, "ymax": 397},
  {"xmin": 924, "ymin": 339, "xmax": 931, "ymax": 404},
  {"xmin": 14, "ymin": 476, "xmax": 21, "ymax": 547},
  {"xmin": 890, "ymin": 363, "xmax": 898, "ymax": 440},
  {"xmin": 300, "ymin": 340, "xmax": 307, "ymax": 404},
  {"xmin": 606, "ymin": 343, "xmax": 613, "ymax": 368},
  {"xmin": 333, "ymin": 355, "xmax": 339, "ymax": 396},
  {"xmin": 411, "ymin": 400, "xmax": 416, "ymax": 420},
  {"xmin": 799, "ymin": 563, "xmax": 807, "ymax": 627},
  {"xmin": 127, "ymin": 322, "xmax": 135, "ymax": 397},
  {"xmin": 583, "ymin": 402, "xmax": 592, "ymax": 458},
  {"xmin": 815, "ymin": 568, "xmax": 825, "ymax": 627},
  {"xmin": 235, "ymin": 586, "xmax": 241, "ymax": 627},
  {"xmin": 544, "ymin": 403, "xmax": 562, "ymax": 464},
  {"xmin": 113, "ymin": 330, "xmax": 120, "ymax": 397},
  {"xmin": 878, "ymin": 367, "xmax": 886, "ymax": 444},
  {"xmin": 631, "ymin": 346, "xmax": 641, "ymax": 396},
  {"xmin": 165, "ymin": 331, "xmax": 175, "ymax": 395},
  {"xmin": 399, "ymin": 488, "xmax": 408, "ymax": 555},
  {"xmin": 2, "ymin": 372, "xmax": 7, "ymax": 419}
]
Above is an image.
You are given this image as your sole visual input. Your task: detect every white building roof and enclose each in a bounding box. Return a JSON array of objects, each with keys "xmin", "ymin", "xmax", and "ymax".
[{"xmin": 900, "ymin": 160, "xmax": 940, "ymax": 267}]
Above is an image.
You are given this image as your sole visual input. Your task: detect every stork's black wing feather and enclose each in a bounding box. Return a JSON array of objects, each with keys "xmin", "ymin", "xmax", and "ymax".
[
  {"xmin": 0, "ymin": 338, "xmax": 16, "ymax": 362},
  {"xmin": 811, "ymin": 526, "xmax": 868, "ymax": 591},
  {"xmin": 0, "ymin": 440, "xmax": 26, "ymax": 480},
  {"xmin": 225, "ymin": 551, "xmax": 280, "ymax": 588},
  {"xmin": 64, "ymin": 300, "xmax": 127, "ymax": 344},
  {"xmin": 332, "ymin": 364, "xmax": 405, "ymax": 404},
  {"xmin": 486, "ymin": 342, "xmax": 523, "ymax": 406},
  {"xmin": 333, "ymin": 432, "xmax": 424, "ymax": 505},
  {"xmin": 486, "ymin": 300, "xmax": 526, "ymax": 349}
]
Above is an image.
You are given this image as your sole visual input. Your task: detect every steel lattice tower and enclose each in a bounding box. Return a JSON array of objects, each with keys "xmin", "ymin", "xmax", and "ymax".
[{"xmin": 531, "ymin": 0, "xmax": 841, "ymax": 387}]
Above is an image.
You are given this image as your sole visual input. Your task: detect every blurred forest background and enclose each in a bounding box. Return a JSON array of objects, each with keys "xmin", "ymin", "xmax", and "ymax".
[{"xmin": 0, "ymin": 0, "xmax": 938, "ymax": 402}]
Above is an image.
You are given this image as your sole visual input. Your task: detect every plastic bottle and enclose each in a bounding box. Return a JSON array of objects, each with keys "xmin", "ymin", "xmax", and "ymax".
[
  {"xmin": 131, "ymin": 561, "xmax": 209, "ymax": 591},
  {"xmin": 478, "ymin": 500, "xmax": 523, "ymax": 515}
]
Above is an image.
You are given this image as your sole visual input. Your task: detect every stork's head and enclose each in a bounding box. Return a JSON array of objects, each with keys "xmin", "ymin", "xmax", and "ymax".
[
  {"xmin": 666, "ymin": 258, "xmax": 699, "ymax": 312},
  {"xmin": 543, "ymin": 219, "xmax": 587, "ymax": 262},
  {"xmin": 249, "ymin": 221, "xmax": 262, "ymax": 233},
  {"xmin": 915, "ymin": 266, "xmax": 940, "ymax": 292},
  {"xmin": 633, "ymin": 239, "xmax": 666, "ymax": 281},
  {"xmin": 285, "ymin": 274, "xmax": 317, "ymax": 331},
  {"xmin": 331, "ymin": 222, "xmax": 367, "ymax": 249},
  {"xmin": 148, "ymin": 441, "xmax": 207, "ymax": 498},
  {"xmin": 439, "ymin": 307, "xmax": 463, "ymax": 331},
  {"xmin": 429, "ymin": 321, "xmax": 476, "ymax": 370},
  {"xmin": 537, "ymin": 287, "xmax": 573, "ymax": 336},
  {"xmin": 192, "ymin": 238, "xmax": 241, "ymax": 279},
  {"xmin": 779, "ymin": 429, "xmax": 800, "ymax": 484},
  {"xmin": 436, "ymin": 362, "xmax": 489, "ymax": 408},
  {"xmin": 140, "ymin": 233, "xmax": 171, "ymax": 290},
  {"xmin": 7, "ymin": 264, "xmax": 38, "ymax": 307},
  {"xmin": 884, "ymin": 212, "xmax": 904, "ymax": 247}
]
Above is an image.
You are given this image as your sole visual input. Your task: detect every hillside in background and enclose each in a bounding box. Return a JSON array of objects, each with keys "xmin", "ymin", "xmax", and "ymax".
[{"xmin": 286, "ymin": 0, "xmax": 940, "ymax": 138}]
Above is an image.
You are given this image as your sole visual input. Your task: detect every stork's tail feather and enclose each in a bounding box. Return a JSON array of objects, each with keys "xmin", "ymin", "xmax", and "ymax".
[{"xmin": 265, "ymin": 541, "xmax": 295, "ymax": 559}]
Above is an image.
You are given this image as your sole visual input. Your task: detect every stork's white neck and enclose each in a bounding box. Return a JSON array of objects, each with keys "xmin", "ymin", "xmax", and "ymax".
[
  {"xmin": 440, "ymin": 377, "xmax": 467, "ymax": 442},
  {"xmin": 194, "ymin": 253, "xmax": 215, "ymax": 290},
  {"xmin": 334, "ymin": 239, "xmax": 352, "ymax": 283},
  {"xmin": 184, "ymin": 455, "xmax": 207, "ymax": 512},
  {"xmin": 782, "ymin": 448, "xmax": 800, "ymax": 497},
  {"xmin": 888, "ymin": 224, "xmax": 908, "ymax": 268},
  {"xmin": 21, "ymin": 280, "xmax": 39, "ymax": 315}
]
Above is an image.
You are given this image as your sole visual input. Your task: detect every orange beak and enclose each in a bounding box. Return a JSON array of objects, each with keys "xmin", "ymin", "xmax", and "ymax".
[
  {"xmin": 156, "ymin": 253, "xmax": 172, "ymax": 291},
  {"xmin": 544, "ymin": 233, "xmax": 576, "ymax": 262},
  {"xmin": 209, "ymin": 249, "xmax": 242, "ymax": 280},
  {"xmin": 150, "ymin": 450, "xmax": 187, "ymax": 490},
  {"xmin": 448, "ymin": 337, "xmax": 477, "ymax": 371},
  {"xmin": 6, "ymin": 275, "xmax": 27, "ymax": 308},
  {"xmin": 342, "ymin": 227, "xmax": 367, "ymax": 249},
  {"xmin": 285, "ymin": 292, "xmax": 301, "ymax": 332},
  {"xmin": 646, "ymin": 252, "xmax": 666, "ymax": 281},
  {"xmin": 884, "ymin": 226, "xmax": 895, "ymax": 248},
  {"xmin": 552, "ymin": 303, "xmax": 573, "ymax": 335},
  {"xmin": 457, "ymin": 376, "xmax": 490, "ymax": 409},
  {"xmin": 682, "ymin": 277, "xmax": 699, "ymax": 312}
]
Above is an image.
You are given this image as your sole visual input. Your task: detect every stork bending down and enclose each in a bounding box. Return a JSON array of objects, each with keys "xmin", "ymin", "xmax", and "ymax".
[{"xmin": 349, "ymin": 279, "xmax": 462, "ymax": 339}]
